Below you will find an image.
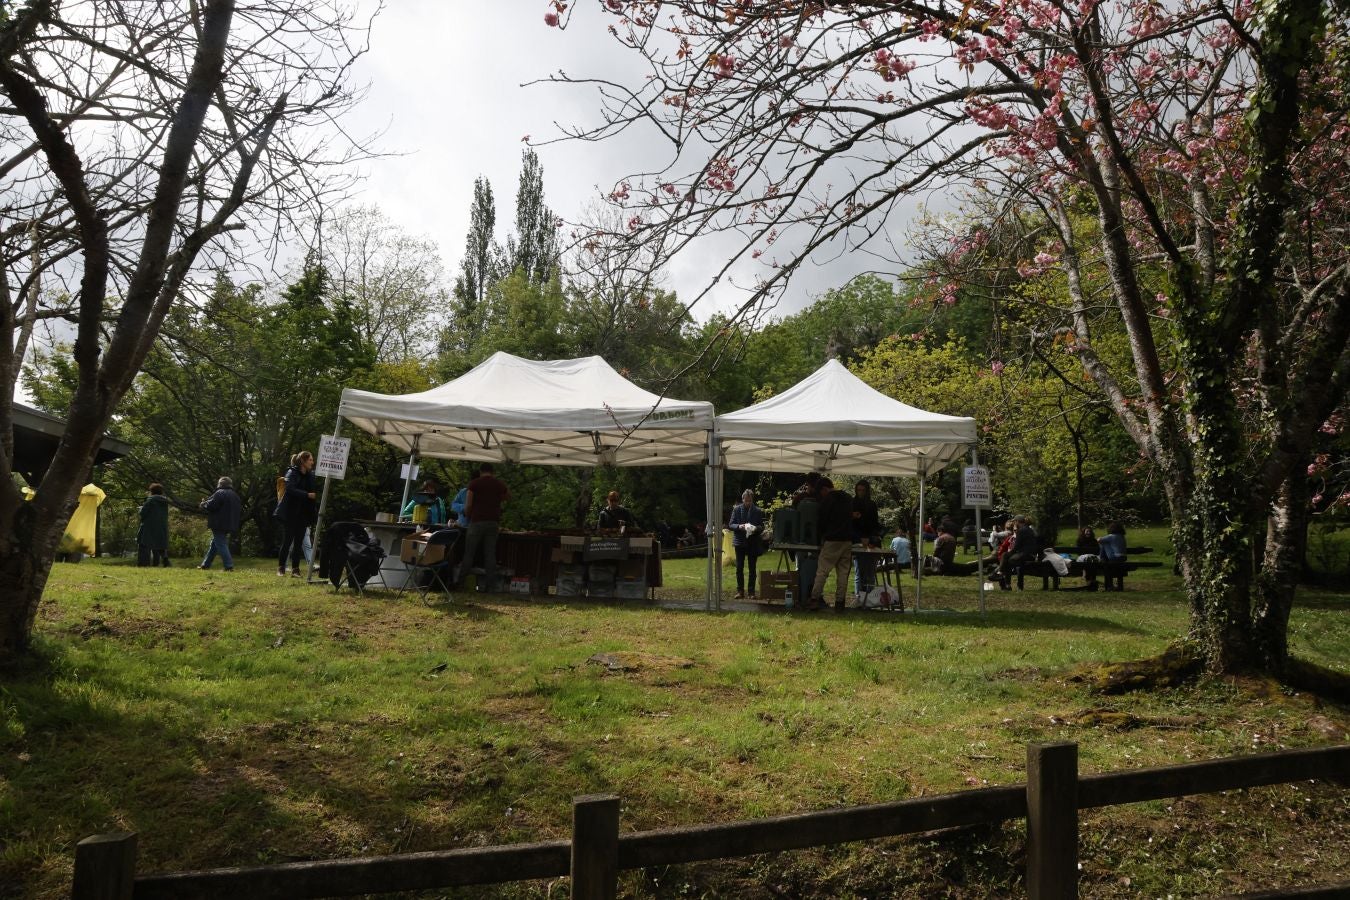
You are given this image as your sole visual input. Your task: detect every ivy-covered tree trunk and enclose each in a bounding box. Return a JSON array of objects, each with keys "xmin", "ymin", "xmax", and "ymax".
[{"xmin": 1252, "ymin": 468, "xmax": 1309, "ymax": 670}]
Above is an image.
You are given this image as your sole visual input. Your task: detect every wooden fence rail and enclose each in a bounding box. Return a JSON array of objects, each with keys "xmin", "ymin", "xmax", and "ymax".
[{"xmin": 72, "ymin": 741, "xmax": 1349, "ymax": 900}]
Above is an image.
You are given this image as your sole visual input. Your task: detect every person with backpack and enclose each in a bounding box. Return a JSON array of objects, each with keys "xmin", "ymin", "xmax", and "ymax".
[{"xmin": 275, "ymin": 451, "xmax": 317, "ymax": 577}]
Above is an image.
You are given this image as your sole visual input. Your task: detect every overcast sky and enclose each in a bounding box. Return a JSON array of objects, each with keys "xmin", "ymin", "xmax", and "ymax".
[{"xmin": 345, "ymin": 1, "xmax": 902, "ymax": 321}]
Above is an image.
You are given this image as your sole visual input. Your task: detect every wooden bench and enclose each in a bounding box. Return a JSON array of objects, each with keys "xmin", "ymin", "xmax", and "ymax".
[{"xmin": 1013, "ymin": 559, "xmax": 1157, "ymax": 591}]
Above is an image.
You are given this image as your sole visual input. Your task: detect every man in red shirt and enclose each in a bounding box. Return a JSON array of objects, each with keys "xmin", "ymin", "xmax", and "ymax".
[{"xmin": 456, "ymin": 462, "xmax": 510, "ymax": 592}]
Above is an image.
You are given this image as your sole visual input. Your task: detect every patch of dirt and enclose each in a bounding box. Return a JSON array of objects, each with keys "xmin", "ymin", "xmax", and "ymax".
[
  {"xmin": 989, "ymin": 666, "xmax": 1044, "ymax": 682},
  {"xmin": 1067, "ymin": 708, "xmax": 1204, "ymax": 730},
  {"xmin": 587, "ymin": 651, "xmax": 695, "ymax": 673}
]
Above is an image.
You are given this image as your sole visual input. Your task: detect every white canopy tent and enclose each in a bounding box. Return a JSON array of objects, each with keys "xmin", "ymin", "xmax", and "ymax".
[
  {"xmin": 314, "ymin": 353, "xmax": 717, "ymax": 592},
  {"xmin": 711, "ymin": 359, "xmax": 981, "ymax": 610},
  {"xmin": 339, "ymin": 352, "xmax": 713, "ymax": 467}
]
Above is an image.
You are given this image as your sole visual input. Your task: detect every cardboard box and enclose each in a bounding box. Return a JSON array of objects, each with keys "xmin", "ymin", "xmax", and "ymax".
[
  {"xmin": 399, "ymin": 535, "xmax": 423, "ymax": 564},
  {"xmin": 551, "ymin": 547, "xmax": 580, "ymax": 564},
  {"xmin": 560, "ymin": 535, "xmax": 586, "ymax": 549}
]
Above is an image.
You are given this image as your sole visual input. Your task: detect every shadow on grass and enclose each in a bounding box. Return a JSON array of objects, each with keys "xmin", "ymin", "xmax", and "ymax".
[
  {"xmin": 0, "ymin": 638, "xmax": 527, "ymax": 897},
  {"xmin": 485, "ymin": 592, "xmax": 1148, "ymax": 636}
]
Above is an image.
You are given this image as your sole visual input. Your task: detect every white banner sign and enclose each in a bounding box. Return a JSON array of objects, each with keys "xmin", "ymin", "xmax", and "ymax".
[
  {"xmin": 962, "ymin": 465, "xmax": 992, "ymax": 508},
  {"xmin": 316, "ymin": 434, "xmax": 352, "ymax": 480},
  {"xmin": 400, "ymin": 462, "xmax": 420, "ymax": 481}
]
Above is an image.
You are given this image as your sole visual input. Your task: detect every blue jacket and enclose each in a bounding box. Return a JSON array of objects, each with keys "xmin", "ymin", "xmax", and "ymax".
[{"xmin": 728, "ymin": 503, "xmax": 765, "ymax": 547}]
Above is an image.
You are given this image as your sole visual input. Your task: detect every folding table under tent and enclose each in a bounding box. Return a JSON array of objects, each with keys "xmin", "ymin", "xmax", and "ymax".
[
  {"xmin": 314, "ymin": 352, "xmax": 716, "ymax": 595},
  {"xmin": 711, "ymin": 359, "xmax": 980, "ymax": 611}
]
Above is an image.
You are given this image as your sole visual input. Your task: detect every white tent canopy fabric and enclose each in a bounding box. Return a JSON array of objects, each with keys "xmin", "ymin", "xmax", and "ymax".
[
  {"xmin": 713, "ymin": 359, "xmax": 977, "ymax": 475},
  {"xmin": 339, "ymin": 352, "xmax": 714, "ymax": 467}
]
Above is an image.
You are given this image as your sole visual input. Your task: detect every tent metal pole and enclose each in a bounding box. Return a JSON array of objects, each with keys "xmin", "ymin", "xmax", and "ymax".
[
  {"xmin": 308, "ymin": 414, "xmax": 344, "ymax": 583},
  {"xmin": 972, "ymin": 447, "xmax": 985, "ymax": 616},
  {"xmin": 398, "ymin": 436, "xmax": 421, "ymax": 516},
  {"xmin": 713, "ymin": 447, "xmax": 725, "ymax": 611},
  {"xmin": 705, "ymin": 433, "xmax": 716, "ymax": 611},
  {"xmin": 915, "ymin": 462, "xmax": 926, "ymax": 613}
]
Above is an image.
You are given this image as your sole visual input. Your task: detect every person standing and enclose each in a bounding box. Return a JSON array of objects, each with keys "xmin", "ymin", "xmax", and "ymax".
[
  {"xmin": 457, "ymin": 462, "xmax": 510, "ymax": 592},
  {"xmin": 597, "ymin": 490, "xmax": 637, "ymax": 530},
  {"xmin": 198, "ymin": 477, "xmax": 241, "ymax": 571},
  {"xmin": 808, "ymin": 478, "xmax": 854, "ymax": 610},
  {"xmin": 851, "ymin": 480, "xmax": 881, "ymax": 595},
  {"xmin": 450, "ymin": 468, "xmax": 477, "ymax": 528},
  {"xmin": 727, "ymin": 489, "xmax": 765, "ymax": 599},
  {"xmin": 137, "ymin": 483, "xmax": 171, "ymax": 567},
  {"xmin": 275, "ymin": 450, "xmax": 317, "ymax": 577}
]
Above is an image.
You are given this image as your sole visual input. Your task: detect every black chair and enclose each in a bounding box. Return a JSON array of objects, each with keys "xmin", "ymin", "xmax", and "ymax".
[
  {"xmin": 398, "ymin": 528, "xmax": 459, "ymax": 605},
  {"xmin": 320, "ymin": 522, "xmax": 386, "ymax": 594}
]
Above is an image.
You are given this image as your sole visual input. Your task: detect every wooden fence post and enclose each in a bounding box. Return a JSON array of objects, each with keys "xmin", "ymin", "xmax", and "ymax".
[
  {"xmin": 1027, "ymin": 742, "xmax": 1078, "ymax": 900},
  {"xmin": 571, "ymin": 794, "xmax": 620, "ymax": 900},
  {"xmin": 71, "ymin": 833, "xmax": 137, "ymax": 900}
]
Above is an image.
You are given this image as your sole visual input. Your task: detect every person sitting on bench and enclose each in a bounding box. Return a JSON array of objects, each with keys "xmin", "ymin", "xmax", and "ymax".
[{"xmin": 996, "ymin": 515, "xmax": 1038, "ymax": 583}]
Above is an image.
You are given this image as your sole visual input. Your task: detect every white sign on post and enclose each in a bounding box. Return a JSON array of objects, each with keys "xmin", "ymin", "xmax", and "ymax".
[
  {"xmin": 962, "ymin": 465, "xmax": 992, "ymax": 508},
  {"xmin": 316, "ymin": 434, "xmax": 351, "ymax": 480}
]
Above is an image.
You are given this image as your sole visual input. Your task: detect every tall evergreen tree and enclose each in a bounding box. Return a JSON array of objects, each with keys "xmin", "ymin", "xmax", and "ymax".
[
  {"xmin": 449, "ymin": 176, "xmax": 500, "ymax": 350},
  {"xmin": 507, "ymin": 149, "xmax": 559, "ymax": 286}
]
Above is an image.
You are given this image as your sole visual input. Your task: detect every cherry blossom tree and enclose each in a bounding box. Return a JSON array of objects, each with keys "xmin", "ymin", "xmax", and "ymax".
[
  {"xmin": 545, "ymin": 0, "xmax": 1350, "ymax": 679},
  {"xmin": 0, "ymin": 0, "xmax": 374, "ymax": 660}
]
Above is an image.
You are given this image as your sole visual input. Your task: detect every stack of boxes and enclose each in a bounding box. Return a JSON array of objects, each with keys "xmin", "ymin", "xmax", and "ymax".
[{"xmin": 550, "ymin": 535, "xmax": 651, "ymax": 599}]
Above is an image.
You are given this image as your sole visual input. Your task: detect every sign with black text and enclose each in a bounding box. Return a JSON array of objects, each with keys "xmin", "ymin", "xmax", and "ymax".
[
  {"xmin": 316, "ymin": 434, "xmax": 352, "ymax": 480},
  {"xmin": 962, "ymin": 465, "xmax": 991, "ymax": 508}
]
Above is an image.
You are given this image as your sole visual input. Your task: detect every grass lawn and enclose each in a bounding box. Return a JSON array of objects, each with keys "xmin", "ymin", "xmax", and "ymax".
[{"xmin": 2, "ymin": 527, "xmax": 1347, "ymax": 898}]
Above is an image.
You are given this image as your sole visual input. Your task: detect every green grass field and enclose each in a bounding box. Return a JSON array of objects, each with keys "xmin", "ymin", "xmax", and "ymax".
[{"xmin": 2, "ymin": 527, "xmax": 1346, "ymax": 898}]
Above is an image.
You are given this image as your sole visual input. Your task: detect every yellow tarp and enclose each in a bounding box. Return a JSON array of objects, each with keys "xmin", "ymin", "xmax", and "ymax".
[
  {"xmin": 64, "ymin": 484, "xmax": 106, "ymax": 555},
  {"xmin": 23, "ymin": 484, "xmax": 106, "ymax": 555}
]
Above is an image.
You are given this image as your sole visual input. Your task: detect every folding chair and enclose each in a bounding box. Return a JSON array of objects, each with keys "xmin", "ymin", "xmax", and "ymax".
[
  {"xmin": 398, "ymin": 528, "xmax": 459, "ymax": 605},
  {"xmin": 321, "ymin": 522, "xmax": 387, "ymax": 595}
]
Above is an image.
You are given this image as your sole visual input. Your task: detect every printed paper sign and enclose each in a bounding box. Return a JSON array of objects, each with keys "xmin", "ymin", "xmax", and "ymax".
[
  {"xmin": 316, "ymin": 434, "xmax": 351, "ymax": 480},
  {"xmin": 962, "ymin": 465, "xmax": 991, "ymax": 508}
]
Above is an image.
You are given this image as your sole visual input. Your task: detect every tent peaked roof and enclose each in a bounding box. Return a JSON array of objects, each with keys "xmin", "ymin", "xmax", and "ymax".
[
  {"xmin": 714, "ymin": 359, "xmax": 977, "ymax": 476},
  {"xmin": 339, "ymin": 352, "xmax": 713, "ymax": 467}
]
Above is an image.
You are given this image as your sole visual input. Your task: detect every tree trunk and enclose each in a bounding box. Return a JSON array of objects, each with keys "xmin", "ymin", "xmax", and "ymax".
[
  {"xmin": 1252, "ymin": 466, "xmax": 1308, "ymax": 670},
  {"xmin": 573, "ymin": 467, "xmax": 596, "ymax": 529},
  {"xmin": 0, "ymin": 501, "xmax": 63, "ymax": 661}
]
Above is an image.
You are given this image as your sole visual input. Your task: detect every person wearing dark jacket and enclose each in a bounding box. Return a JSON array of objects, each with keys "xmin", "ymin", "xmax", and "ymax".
[
  {"xmin": 198, "ymin": 476, "xmax": 242, "ymax": 571},
  {"xmin": 728, "ymin": 489, "xmax": 765, "ymax": 599},
  {"xmin": 851, "ymin": 480, "xmax": 881, "ymax": 595},
  {"xmin": 275, "ymin": 451, "xmax": 318, "ymax": 577},
  {"xmin": 137, "ymin": 483, "xmax": 171, "ymax": 567},
  {"xmin": 808, "ymin": 478, "xmax": 854, "ymax": 610},
  {"xmin": 996, "ymin": 515, "xmax": 1038, "ymax": 580}
]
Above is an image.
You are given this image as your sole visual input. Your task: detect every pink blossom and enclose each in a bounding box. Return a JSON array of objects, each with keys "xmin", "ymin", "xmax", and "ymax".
[
  {"xmin": 991, "ymin": 360, "xmax": 1005, "ymax": 375},
  {"xmin": 544, "ymin": 11, "xmax": 560, "ymax": 26}
]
